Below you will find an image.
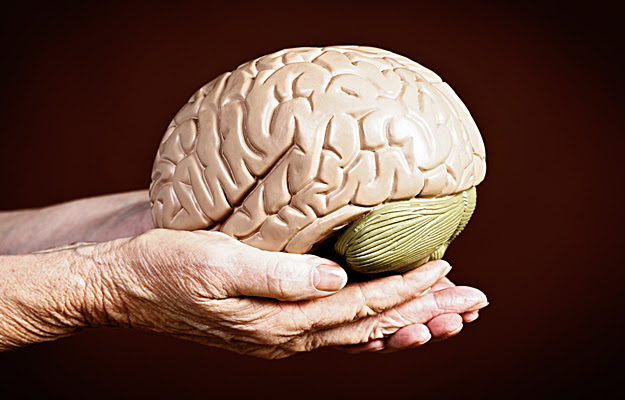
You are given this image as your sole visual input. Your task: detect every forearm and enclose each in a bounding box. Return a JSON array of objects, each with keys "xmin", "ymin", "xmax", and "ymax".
[
  {"xmin": 1, "ymin": 247, "xmax": 89, "ymax": 349},
  {"xmin": 0, "ymin": 240, "xmax": 129, "ymax": 350},
  {"xmin": 0, "ymin": 190, "xmax": 154, "ymax": 254}
]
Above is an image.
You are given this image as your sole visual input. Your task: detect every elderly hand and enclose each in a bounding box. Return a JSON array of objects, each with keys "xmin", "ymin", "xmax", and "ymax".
[
  {"xmin": 0, "ymin": 192, "xmax": 488, "ymax": 357},
  {"xmin": 67, "ymin": 229, "xmax": 486, "ymax": 359},
  {"xmin": 338, "ymin": 276, "xmax": 484, "ymax": 353}
]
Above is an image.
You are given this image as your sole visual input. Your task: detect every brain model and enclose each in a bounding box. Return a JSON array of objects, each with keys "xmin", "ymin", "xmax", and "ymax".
[{"xmin": 150, "ymin": 45, "xmax": 486, "ymax": 273}]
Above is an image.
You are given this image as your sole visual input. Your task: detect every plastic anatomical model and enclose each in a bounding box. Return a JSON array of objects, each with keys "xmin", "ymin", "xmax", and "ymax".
[{"xmin": 149, "ymin": 46, "xmax": 486, "ymax": 273}]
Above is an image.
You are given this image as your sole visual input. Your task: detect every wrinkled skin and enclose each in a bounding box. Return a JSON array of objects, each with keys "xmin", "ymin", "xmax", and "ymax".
[
  {"xmin": 90, "ymin": 229, "xmax": 488, "ymax": 359},
  {"xmin": 0, "ymin": 191, "xmax": 488, "ymax": 357}
]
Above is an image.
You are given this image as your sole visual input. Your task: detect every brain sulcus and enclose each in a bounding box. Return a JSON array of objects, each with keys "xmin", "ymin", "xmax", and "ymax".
[{"xmin": 149, "ymin": 45, "xmax": 486, "ymax": 273}]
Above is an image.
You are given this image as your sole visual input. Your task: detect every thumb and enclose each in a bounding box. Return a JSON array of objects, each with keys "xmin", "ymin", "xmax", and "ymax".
[{"xmin": 219, "ymin": 242, "xmax": 348, "ymax": 301}]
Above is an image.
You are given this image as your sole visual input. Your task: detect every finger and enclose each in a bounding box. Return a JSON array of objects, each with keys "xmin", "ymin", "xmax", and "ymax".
[
  {"xmin": 337, "ymin": 323, "xmax": 433, "ymax": 354},
  {"xmin": 380, "ymin": 286, "xmax": 487, "ymax": 327},
  {"xmin": 430, "ymin": 278, "xmax": 480, "ymax": 322},
  {"xmin": 307, "ymin": 285, "xmax": 487, "ymax": 348},
  {"xmin": 462, "ymin": 310, "xmax": 479, "ymax": 322},
  {"xmin": 427, "ymin": 313, "xmax": 463, "ymax": 339},
  {"xmin": 294, "ymin": 260, "xmax": 452, "ymax": 329},
  {"xmin": 196, "ymin": 231, "xmax": 348, "ymax": 301},
  {"xmin": 421, "ymin": 286, "xmax": 488, "ymax": 319},
  {"xmin": 385, "ymin": 323, "xmax": 431, "ymax": 350}
]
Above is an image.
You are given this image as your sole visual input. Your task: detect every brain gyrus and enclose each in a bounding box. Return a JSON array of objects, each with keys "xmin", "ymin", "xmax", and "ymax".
[{"xmin": 150, "ymin": 46, "xmax": 486, "ymax": 270}]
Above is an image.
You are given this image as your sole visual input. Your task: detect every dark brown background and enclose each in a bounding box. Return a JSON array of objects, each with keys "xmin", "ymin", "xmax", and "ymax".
[{"xmin": 1, "ymin": 1, "xmax": 623, "ymax": 398}]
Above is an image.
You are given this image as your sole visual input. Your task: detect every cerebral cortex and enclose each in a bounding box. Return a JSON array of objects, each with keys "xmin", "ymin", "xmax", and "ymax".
[{"xmin": 150, "ymin": 46, "xmax": 486, "ymax": 253}]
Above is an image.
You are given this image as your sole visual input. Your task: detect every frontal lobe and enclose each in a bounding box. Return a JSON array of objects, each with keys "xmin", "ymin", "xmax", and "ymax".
[{"xmin": 150, "ymin": 45, "xmax": 486, "ymax": 255}]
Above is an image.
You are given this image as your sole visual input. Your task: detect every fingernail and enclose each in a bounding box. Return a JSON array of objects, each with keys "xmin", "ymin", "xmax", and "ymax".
[
  {"xmin": 314, "ymin": 264, "xmax": 347, "ymax": 291},
  {"xmin": 464, "ymin": 312, "xmax": 479, "ymax": 323},
  {"xmin": 448, "ymin": 325, "xmax": 463, "ymax": 337},
  {"xmin": 441, "ymin": 265, "xmax": 452, "ymax": 276},
  {"xmin": 468, "ymin": 301, "xmax": 489, "ymax": 312},
  {"xmin": 410, "ymin": 334, "xmax": 431, "ymax": 347}
]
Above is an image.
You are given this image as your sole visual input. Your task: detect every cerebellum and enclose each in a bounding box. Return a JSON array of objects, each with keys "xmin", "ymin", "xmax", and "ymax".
[{"xmin": 334, "ymin": 187, "xmax": 477, "ymax": 273}]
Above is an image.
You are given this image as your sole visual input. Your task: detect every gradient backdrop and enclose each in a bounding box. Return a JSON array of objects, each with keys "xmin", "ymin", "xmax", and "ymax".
[{"xmin": 1, "ymin": 1, "xmax": 622, "ymax": 398}]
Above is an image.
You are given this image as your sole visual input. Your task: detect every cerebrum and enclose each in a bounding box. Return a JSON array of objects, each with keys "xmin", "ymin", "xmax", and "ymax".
[{"xmin": 149, "ymin": 46, "xmax": 486, "ymax": 272}]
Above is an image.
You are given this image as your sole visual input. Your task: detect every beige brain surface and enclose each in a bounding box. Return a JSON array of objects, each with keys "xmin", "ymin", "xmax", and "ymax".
[{"xmin": 150, "ymin": 45, "xmax": 486, "ymax": 257}]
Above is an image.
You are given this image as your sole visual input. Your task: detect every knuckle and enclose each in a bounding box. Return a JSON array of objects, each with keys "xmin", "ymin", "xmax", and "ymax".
[
  {"xmin": 265, "ymin": 261, "xmax": 300, "ymax": 300},
  {"xmin": 380, "ymin": 308, "xmax": 409, "ymax": 327},
  {"xmin": 294, "ymin": 305, "xmax": 315, "ymax": 332},
  {"xmin": 364, "ymin": 316, "xmax": 391, "ymax": 342},
  {"xmin": 296, "ymin": 335, "xmax": 321, "ymax": 353},
  {"xmin": 368, "ymin": 326, "xmax": 385, "ymax": 342},
  {"xmin": 353, "ymin": 283, "xmax": 376, "ymax": 319},
  {"xmin": 265, "ymin": 261, "xmax": 284, "ymax": 298},
  {"xmin": 431, "ymin": 290, "xmax": 453, "ymax": 315},
  {"xmin": 355, "ymin": 304, "xmax": 375, "ymax": 320}
]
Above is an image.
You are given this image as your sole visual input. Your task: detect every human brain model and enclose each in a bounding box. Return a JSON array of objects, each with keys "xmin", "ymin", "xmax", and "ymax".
[{"xmin": 150, "ymin": 46, "xmax": 486, "ymax": 273}]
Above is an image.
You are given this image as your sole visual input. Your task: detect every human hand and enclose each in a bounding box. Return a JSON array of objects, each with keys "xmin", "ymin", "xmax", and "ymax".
[
  {"xmin": 338, "ymin": 277, "xmax": 486, "ymax": 353},
  {"xmin": 85, "ymin": 229, "xmax": 487, "ymax": 359}
]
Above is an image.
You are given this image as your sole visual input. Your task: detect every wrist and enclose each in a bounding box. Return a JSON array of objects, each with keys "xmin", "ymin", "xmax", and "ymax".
[
  {"xmin": 0, "ymin": 251, "xmax": 82, "ymax": 349},
  {"xmin": 0, "ymin": 241, "xmax": 129, "ymax": 350},
  {"xmin": 78, "ymin": 238, "xmax": 137, "ymax": 328}
]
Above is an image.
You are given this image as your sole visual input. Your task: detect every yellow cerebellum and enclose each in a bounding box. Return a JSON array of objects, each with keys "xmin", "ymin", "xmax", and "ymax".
[{"xmin": 334, "ymin": 187, "xmax": 477, "ymax": 273}]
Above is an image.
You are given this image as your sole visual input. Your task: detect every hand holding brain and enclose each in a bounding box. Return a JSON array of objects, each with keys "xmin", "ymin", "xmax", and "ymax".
[
  {"xmin": 140, "ymin": 46, "xmax": 488, "ymax": 356},
  {"xmin": 94, "ymin": 229, "xmax": 487, "ymax": 359},
  {"xmin": 0, "ymin": 46, "xmax": 488, "ymax": 356}
]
